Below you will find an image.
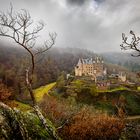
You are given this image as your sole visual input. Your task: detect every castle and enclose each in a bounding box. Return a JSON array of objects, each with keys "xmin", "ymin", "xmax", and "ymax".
[
  {"xmin": 75, "ymin": 57, "xmax": 107, "ymax": 81},
  {"xmin": 74, "ymin": 57, "xmax": 127, "ymax": 83}
]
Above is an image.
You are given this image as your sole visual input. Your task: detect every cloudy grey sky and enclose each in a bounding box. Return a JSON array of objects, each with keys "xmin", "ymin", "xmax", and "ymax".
[{"xmin": 0, "ymin": 0, "xmax": 140, "ymax": 52}]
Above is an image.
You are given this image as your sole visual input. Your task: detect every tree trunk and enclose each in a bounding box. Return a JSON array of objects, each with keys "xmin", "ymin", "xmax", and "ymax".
[{"xmin": 25, "ymin": 69, "xmax": 60, "ymax": 140}]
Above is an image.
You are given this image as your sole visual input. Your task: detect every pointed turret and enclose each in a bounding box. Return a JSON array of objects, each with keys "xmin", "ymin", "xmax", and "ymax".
[{"xmin": 77, "ymin": 58, "xmax": 82, "ymax": 66}]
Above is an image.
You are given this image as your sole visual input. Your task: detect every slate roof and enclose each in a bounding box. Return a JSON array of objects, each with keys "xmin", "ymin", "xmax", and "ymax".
[{"xmin": 79, "ymin": 57, "xmax": 103, "ymax": 64}]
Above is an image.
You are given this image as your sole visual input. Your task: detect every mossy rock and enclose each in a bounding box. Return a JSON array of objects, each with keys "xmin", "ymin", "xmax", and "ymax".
[{"xmin": 0, "ymin": 102, "xmax": 58, "ymax": 140}]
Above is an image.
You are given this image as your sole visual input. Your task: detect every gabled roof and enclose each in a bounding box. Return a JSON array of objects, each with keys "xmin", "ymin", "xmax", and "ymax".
[{"xmin": 78, "ymin": 57, "xmax": 103, "ymax": 65}]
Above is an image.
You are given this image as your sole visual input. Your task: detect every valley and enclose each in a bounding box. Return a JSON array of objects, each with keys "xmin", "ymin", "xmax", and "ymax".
[{"xmin": 0, "ymin": 45, "xmax": 140, "ymax": 139}]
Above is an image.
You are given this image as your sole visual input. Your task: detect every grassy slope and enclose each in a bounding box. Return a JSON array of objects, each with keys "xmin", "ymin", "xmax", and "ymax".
[
  {"xmin": 13, "ymin": 81, "xmax": 140, "ymax": 116},
  {"xmin": 8, "ymin": 82, "xmax": 59, "ymax": 139},
  {"xmin": 7, "ymin": 100, "xmax": 32, "ymax": 111},
  {"xmin": 97, "ymin": 87, "xmax": 127, "ymax": 93},
  {"xmin": 13, "ymin": 82, "xmax": 56, "ymax": 111},
  {"xmin": 14, "ymin": 100, "xmax": 31, "ymax": 111},
  {"xmin": 137, "ymin": 87, "xmax": 140, "ymax": 90},
  {"xmin": 68, "ymin": 79, "xmax": 140, "ymax": 115},
  {"xmin": 89, "ymin": 90, "xmax": 140, "ymax": 115},
  {"xmin": 34, "ymin": 82, "xmax": 56, "ymax": 102}
]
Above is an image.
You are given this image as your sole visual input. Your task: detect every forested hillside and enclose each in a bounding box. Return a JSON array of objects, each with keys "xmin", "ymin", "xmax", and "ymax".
[
  {"xmin": 0, "ymin": 44, "xmax": 139, "ymax": 99},
  {"xmin": 0, "ymin": 44, "xmax": 96, "ymax": 99},
  {"xmin": 102, "ymin": 52, "xmax": 140, "ymax": 72},
  {"xmin": 1, "ymin": 0, "xmax": 140, "ymax": 139}
]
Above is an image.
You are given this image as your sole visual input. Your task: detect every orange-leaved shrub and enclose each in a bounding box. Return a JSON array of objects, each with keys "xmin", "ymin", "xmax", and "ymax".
[
  {"xmin": 40, "ymin": 94, "xmax": 78, "ymax": 127},
  {"xmin": 0, "ymin": 82, "xmax": 12, "ymax": 101},
  {"xmin": 40, "ymin": 94, "xmax": 125, "ymax": 140},
  {"xmin": 59, "ymin": 107, "xmax": 125, "ymax": 140}
]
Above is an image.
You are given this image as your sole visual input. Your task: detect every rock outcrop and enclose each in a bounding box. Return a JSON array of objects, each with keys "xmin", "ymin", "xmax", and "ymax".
[{"xmin": 0, "ymin": 102, "xmax": 57, "ymax": 140}]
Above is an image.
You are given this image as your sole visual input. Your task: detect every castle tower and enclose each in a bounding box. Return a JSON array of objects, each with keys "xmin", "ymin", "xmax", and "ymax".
[
  {"xmin": 74, "ymin": 57, "xmax": 107, "ymax": 80},
  {"xmin": 118, "ymin": 72, "xmax": 126, "ymax": 82},
  {"xmin": 75, "ymin": 59, "xmax": 83, "ymax": 76}
]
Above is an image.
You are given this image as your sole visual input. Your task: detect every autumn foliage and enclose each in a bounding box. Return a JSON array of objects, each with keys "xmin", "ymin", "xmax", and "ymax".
[
  {"xmin": 60, "ymin": 107, "xmax": 125, "ymax": 140},
  {"xmin": 40, "ymin": 95, "xmax": 125, "ymax": 140},
  {"xmin": 40, "ymin": 95, "xmax": 77, "ymax": 127},
  {"xmin": 0, "ymin": 82, "xmax": 12, "ymax": 101}
]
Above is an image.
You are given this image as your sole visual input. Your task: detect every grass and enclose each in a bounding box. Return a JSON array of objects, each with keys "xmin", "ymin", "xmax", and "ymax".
[
  {"xmin": 16, "ymin": 101, "xmax": 31, "ymax": 111},
  {"xmin": 137, "ymin": 86, "xmax": 140, "ymax": 91},
  {"xmin": 34, "ymin": 82, "xmax": 56, "ymax": 102},
  {"xmin": 9, "ymin": 82, "xmax": 56, "ymax": 111},
  {"xmin": 97, "ymin": 87, "xmax": 127, "ymax": 93},
  {"xmin": 9, "ymin": 100, "xmax": 31, "ymax": 111},
  {"xmin": 95, "ymin": 101, "xmax": 115, "ymax": 114},
  {"xmin": 108, "ymin": 87, "xmax": 128, "ymax": 92},
  {"xmin": 95, "ymin": 90, "xmax": 140, "ymax": 115},
  {"xmin": 122, "ymin": 92, "xmax": 140, "ymax": 115}
]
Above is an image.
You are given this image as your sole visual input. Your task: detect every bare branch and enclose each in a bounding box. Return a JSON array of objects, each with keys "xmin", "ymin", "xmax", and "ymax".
[
  {"xmin": 0, "ymin": 4, "xmax": 57, "ymax": 90},
  {"xmin": 120, "ymin": 30, "xmax": 140, "ymax": 57},
  {"xmin": 0, "ymin": 4, "xmax": 59, "ymax": 139},
  {"xmin": 35, "ymin": 32, "xmax": 57, "ymax": 56}
]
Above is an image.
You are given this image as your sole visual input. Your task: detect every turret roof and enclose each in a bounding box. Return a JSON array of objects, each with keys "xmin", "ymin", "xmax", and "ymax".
[{"xmin": 78, "ymin": 57, "xmax": 103, "ymax": 64}]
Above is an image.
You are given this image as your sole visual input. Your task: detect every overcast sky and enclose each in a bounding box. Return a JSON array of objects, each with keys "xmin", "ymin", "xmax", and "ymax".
[{"xmin": 0, "ymin": 0, "xmax": 140, "ymax": 53}]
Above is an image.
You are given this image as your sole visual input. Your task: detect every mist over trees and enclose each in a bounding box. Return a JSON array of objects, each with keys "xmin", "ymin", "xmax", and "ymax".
[
  {"xmin": 0, "ymin": 44, "xmax": 95, "ymax": 96},
  {"xmin": 0, "ymin": 5, "xmax": 60, "ymax": 138}
]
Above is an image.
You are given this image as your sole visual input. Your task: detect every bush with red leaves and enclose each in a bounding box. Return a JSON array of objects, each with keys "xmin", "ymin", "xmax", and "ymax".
[
  {"xmin": 0, "ymin": 82, "xmax": 12, "ymax": 101},
  {"xmin": 40, "ymin": 95, "xmax": 125, "ymax": 140},
  {"xmin": 40, "ymin": 95, "xmax": 78, "ymax": 127},
  {"xmin": 59, "ymin": 107, "xmax": 125, "ymax": 140}
]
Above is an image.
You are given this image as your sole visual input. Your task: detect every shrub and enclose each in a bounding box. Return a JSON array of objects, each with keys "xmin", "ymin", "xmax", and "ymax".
[
  {"xmin": 59, "ymin": 107, "xmax": 125, "ymax": 140},
  {"xmin": 90, "ymin": 84, "xmax": 98, "ymax": 97},
  {"xmin": 0, "ymin": 82, "xmax": 12, "ymax": 101},
  {"xmin": 56, "ymin": 72, "xmax": 66, "ymax": 92},
  {"xmin": 40, "ymin": 94, "xmax": 125, "ymax": 140},
  {"xmin": 40, "ymin": 94, "xmax": 78, "ymax": 127}
]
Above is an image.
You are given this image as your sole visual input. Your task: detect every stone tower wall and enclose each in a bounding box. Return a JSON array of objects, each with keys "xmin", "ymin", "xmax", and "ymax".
[{"xmin": 75, "ymin": 59, "xmax": 104, "ymax": 77}]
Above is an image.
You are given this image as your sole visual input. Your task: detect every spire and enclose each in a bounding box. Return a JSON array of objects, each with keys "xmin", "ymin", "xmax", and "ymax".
[
  {"xmin": 77, "ymin": 58, "xmax": 82, "ymax": 66},
  {"xmin": 96, "ymin": 56, "xmax": 99, "ymax": 63}
]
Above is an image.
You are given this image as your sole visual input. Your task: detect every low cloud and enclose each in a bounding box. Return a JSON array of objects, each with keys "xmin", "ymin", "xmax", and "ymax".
[{"xmin": 0, "ymin": 0, "xmax": 140, "ymax": 53}]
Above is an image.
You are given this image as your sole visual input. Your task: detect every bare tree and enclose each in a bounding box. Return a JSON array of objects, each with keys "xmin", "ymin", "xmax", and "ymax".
[
  {"xmin": 0, "ymin": 5, "xmax": 59, "ymax": 139},
  {"xmin": 120, "ymin": 30, "xmax": 140, "ymax": 57},
  {"xmin": 121, "ymin": 30, "xmax": 140, "ymax": 79}
]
